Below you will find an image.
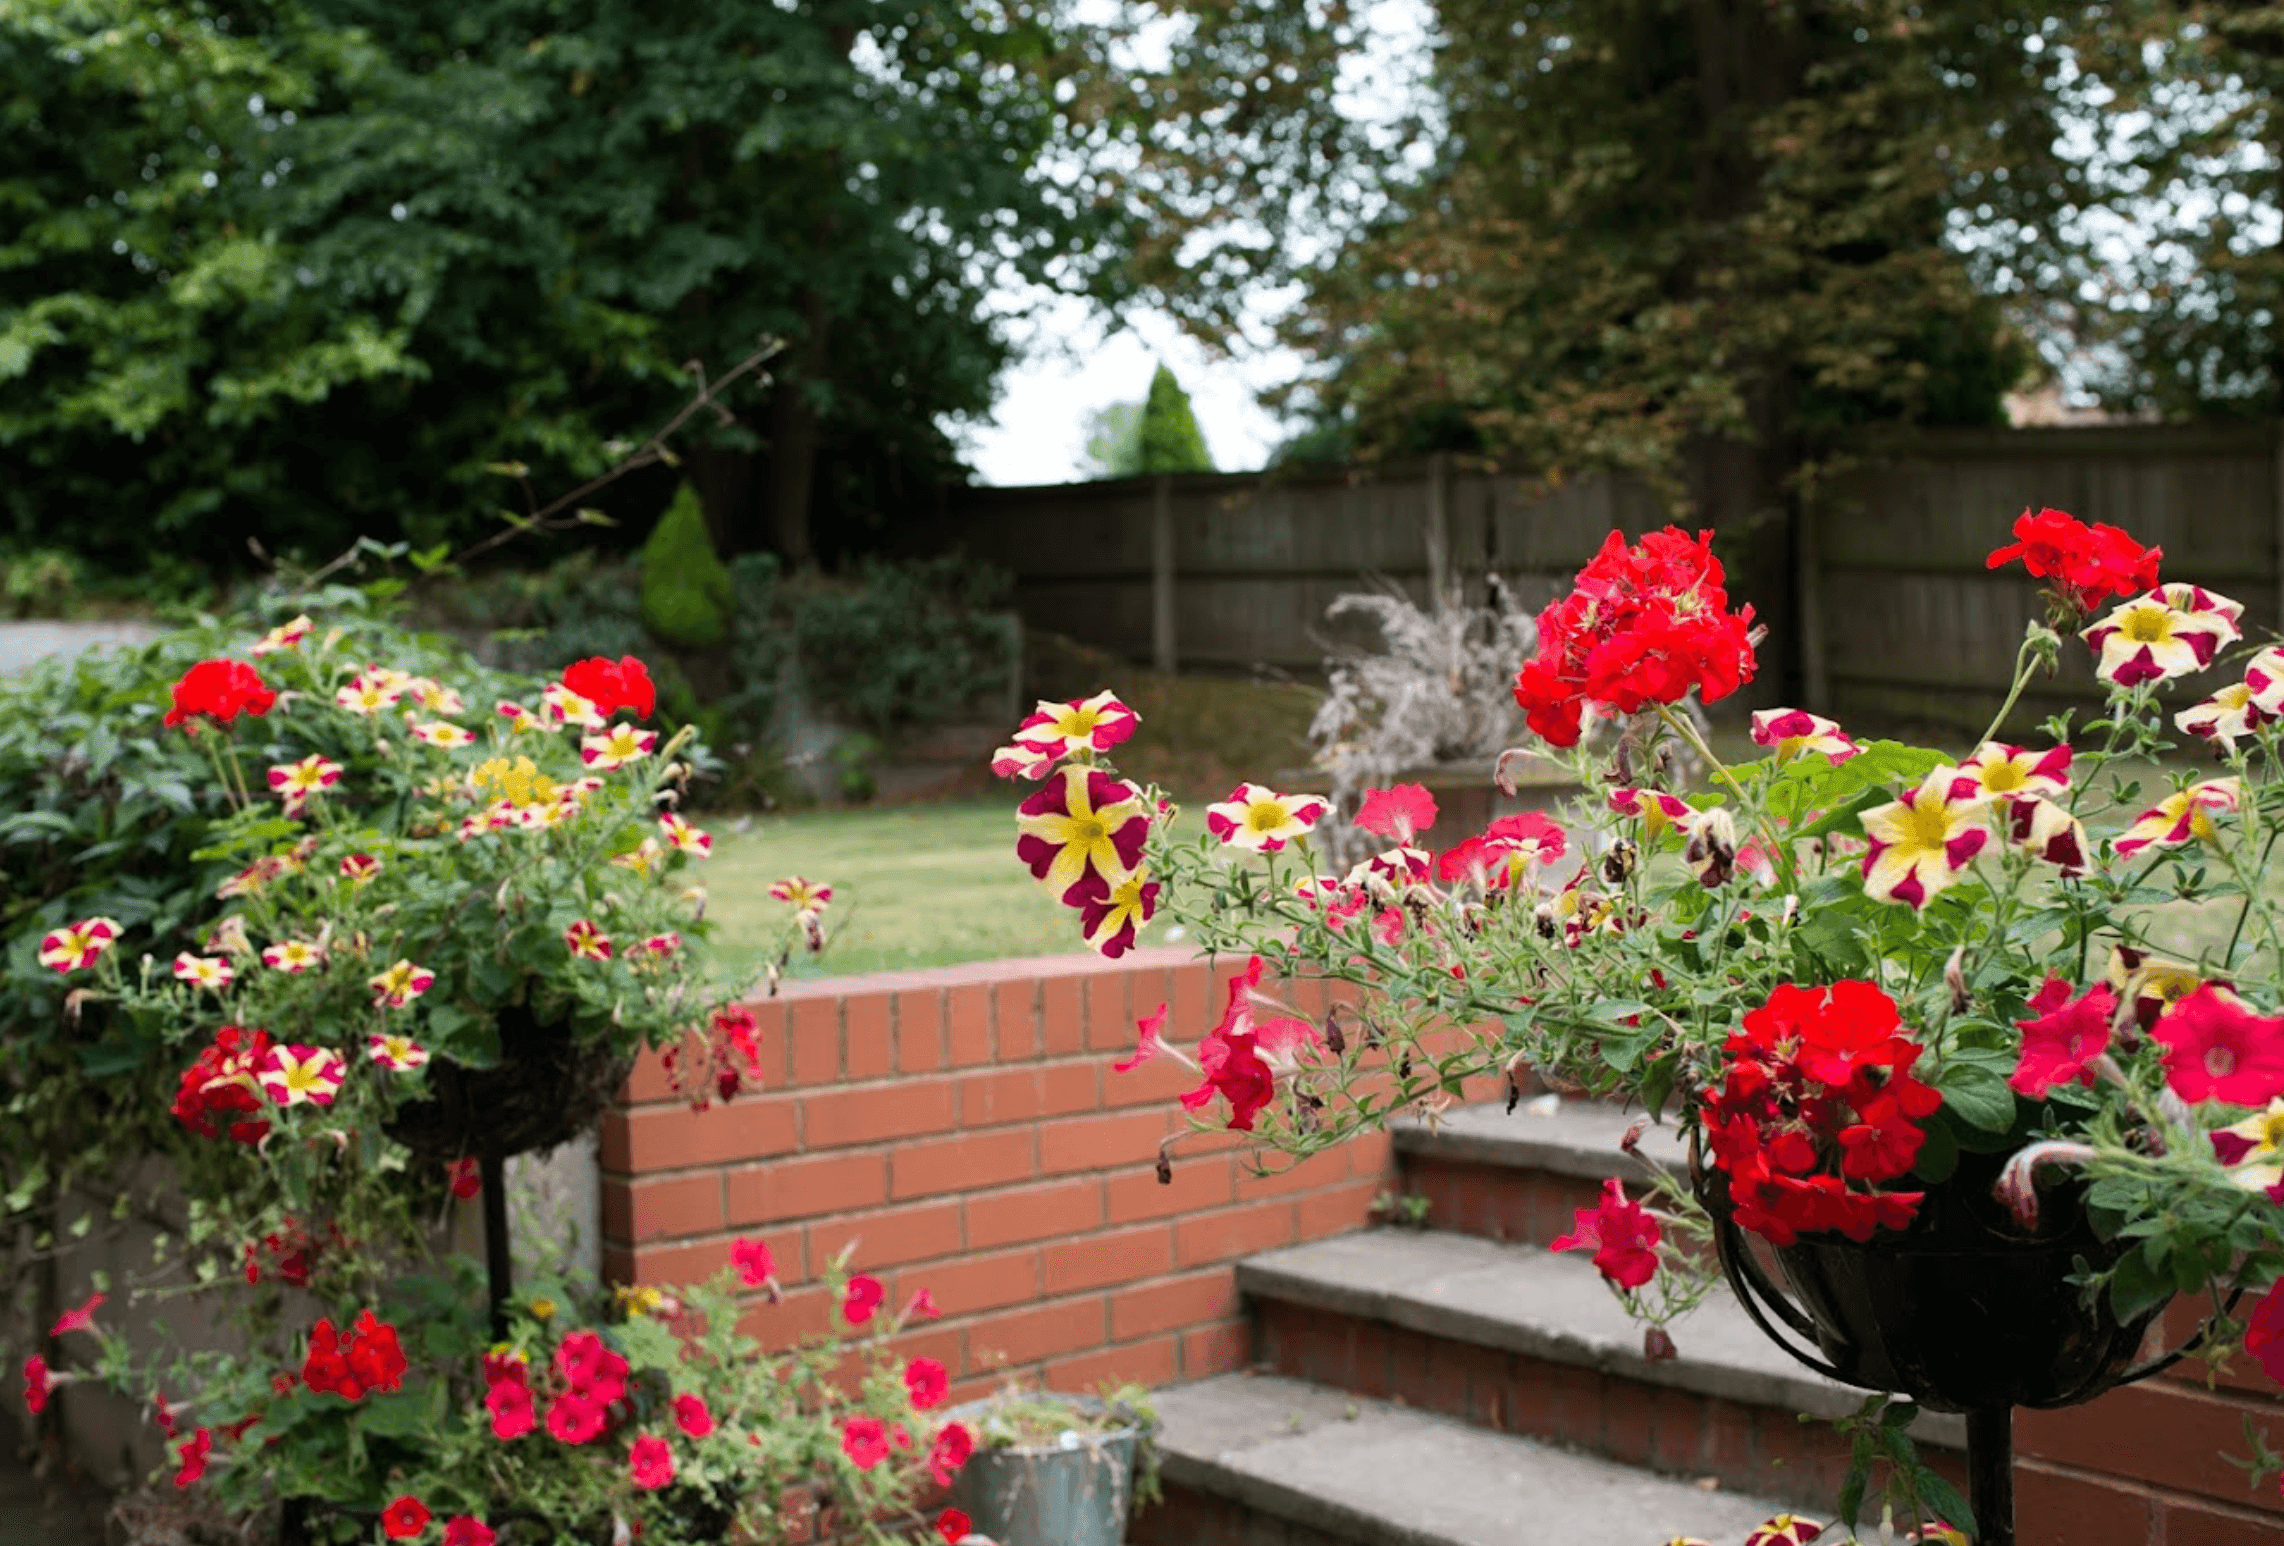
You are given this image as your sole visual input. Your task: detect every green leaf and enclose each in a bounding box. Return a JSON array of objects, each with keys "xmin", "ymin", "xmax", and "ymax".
[
  {"xmin": 353, "ymin": 1389, "xmax": 433, "ymax": 1439},
  {"xmin": 1934, "ymin": 1060, "xmax": 2017, "ymax": 1134},
  {"xmin": 1587, "ymin": 1000, "xmax": 1652, "ymax": 1023},
  {"xmin": 2109, "ymin": 1246, "xmax": 2173, "ymax": 1323}
]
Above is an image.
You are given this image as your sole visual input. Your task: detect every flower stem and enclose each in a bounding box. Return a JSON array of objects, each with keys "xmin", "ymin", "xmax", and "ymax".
[{"xmin": 1973, "ymin": 635, "xmax": 2043, "ymax": 748}]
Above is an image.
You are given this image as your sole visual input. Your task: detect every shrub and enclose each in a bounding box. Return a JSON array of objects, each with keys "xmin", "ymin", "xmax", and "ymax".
[
  {"xmin": 787, "ymin": 556, "xmax": 1012, "ymax": 737},
  {"xmin": 639, "ymin": 484, "xmax": 736, "ymax": 650}
]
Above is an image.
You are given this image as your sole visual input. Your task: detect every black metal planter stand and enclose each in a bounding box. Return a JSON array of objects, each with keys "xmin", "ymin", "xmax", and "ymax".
[
  {"xmin": 482, "ymin": 1147, "xmax": 515, "ymax": 1342},
  {"xmin": 1966, "ymin": 1407, "xmax": 2015, "ymax": 1546}
]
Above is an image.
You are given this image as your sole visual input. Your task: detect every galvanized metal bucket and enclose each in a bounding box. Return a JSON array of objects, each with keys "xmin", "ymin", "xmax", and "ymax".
[{"xmin": 945, "ymin": 1395, "xmax": 1142, "ymax": 1546}]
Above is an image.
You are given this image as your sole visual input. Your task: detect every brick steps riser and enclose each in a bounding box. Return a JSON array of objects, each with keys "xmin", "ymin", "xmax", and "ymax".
[{"xmin": 1253, "ymin": 1298, "xmax": 1970, "ymax": 1512}]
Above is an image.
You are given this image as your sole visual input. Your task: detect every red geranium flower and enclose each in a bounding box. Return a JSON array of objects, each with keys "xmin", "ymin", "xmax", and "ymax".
[
  {"xmin": 381, "ymin": 1496, "xmax": 431, "ymax": 1540},
  {"xmin": 560, "ymin": 656, "xmax": 657, "ymax": 720},
  {"xmin": 1985, "ymin": 506, "xmax": 2161, "ymax": 617},
  {"xmin": 1549, "ymin": 1177, "xmax": 1662, "ymax": 1289},
  {"xmin": 163, "ymin": 659, "xmax": 276, "ymax": 730}
]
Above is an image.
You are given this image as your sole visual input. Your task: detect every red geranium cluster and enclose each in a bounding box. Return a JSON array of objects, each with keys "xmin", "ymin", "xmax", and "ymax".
[
  {"xmin": 1984, "ymin": 506, "xmax": 2162, "ymax": 619},
  {"xmin": 162, "ymin": 658, "xmax": 276, "ymax": 730},
  {"xmin": 1703, "ymin": 981, "xmax": 1939, "ymax": 1246},
  {"xmin": 1511, "ymin": 527, "xmax": 1758, "ymax": 747},
  {"xmin": 170, "ymin": 1026, "xmax": 276, "ymax": 1144},
  {"xmin": 560, "ymin": 656, "xmax": 656, "ymax": 720},
  {"xmin": 302, "ymin": 1310, "xmax": 407, "ymax": 1402}
]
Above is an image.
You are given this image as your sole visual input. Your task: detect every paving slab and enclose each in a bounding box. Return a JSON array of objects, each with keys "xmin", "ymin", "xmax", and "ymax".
[
  {"xmin": 1239, "ymin": 1228, "xmax": 1966, "ymax": 1450},
  {"xmin": 1153, "ymin": 1372, "xmax": 1794, "ymax": 1546}
]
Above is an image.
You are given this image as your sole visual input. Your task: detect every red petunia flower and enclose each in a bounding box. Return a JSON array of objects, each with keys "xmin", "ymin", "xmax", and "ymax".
[
  {"xmin": 843, "ymin": 1275, "xmax": 885, "ymax": 1326},
  {"xmin": 1985, "ymin": 506, "xmax": 2161, "ymax": 618},
  {"xmin": 50, "ymin": 1292, "xmax": 104, "ymax": 1336},
  {"xmin": 173, "ymin": 1427, "xmax": 212, "ymax": 1489},
  {"xmin": 443, "ymin": 1519, "xmax": 498, "ymax": 1546},
  {"xmin": 1549, "ymin": 1177, "xmax": 1662, "ymax": 1289},
  {"xmin": 2242, "ymin": 1278, "xmax": 2284, "ymax": 1385},
  {"xmin": 673, "ymin": 1393, "xmax": 714, "ymax": 1438},
  {"xmin": 903, "ymin": 1357, "xmax": 949, "ymax": 1411},
  {"xmin": 22, "ymin": 1356, "xmax": 51, "ymax": 1415},
  {"xmin": 560, "ymin": 656, "xmax": 657, "ymax": 720},
  {"xmin": 380, "ymin": 1495, "xmax": 431, "ymax": 1540},
  {"xmin": 2153, "ymin": 985, "xmax": 2284, "ymax": 1106},
  {"xmin": 546, "ymin": 1392, "xmax": 609, "ymax": 1445},
  {"xmin": 732, "ymin": 1236, "xmax": 777, "ymax": 1288},
  {"xmin": 448, "ymin": 1158, "xmax": 482, "ymax": 1200},
  {"xmin": 2009, "ymin": 977, "xmax": 2116, "ymax": 1097},
  {"xmin": 928, "ymin": 1421, "xmax": 974, "ymax": 1486},
  {"xmin": 486, "ymin": 1378, "xmax": 535, "ymax": 1440},
  {"xmin": 842, "ymin": 1415, "xmax": 891, "ymax": 1470},
  {"xmin": 629, "ymin": 1433, "xmax": 675, "ymax": 1490},
  {"xmin": 937, "ymin": 1508, "xmax": 973, "ymax": 1544},
  {"xmin": 1354, "ymin": 784, "xmax": 1438, "ymax": 844},
  {"xmin": 163, "ymin": 659, "xmax": 276, "ymax": 730}
]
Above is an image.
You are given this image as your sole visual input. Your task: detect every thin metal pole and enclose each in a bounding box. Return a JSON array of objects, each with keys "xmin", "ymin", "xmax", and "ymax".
[
  {"xmin": 482, "ymin": 1150, "xmax": 513, "ymax": 1343},
  {"xmin": 1967, "ymin": 1404, "xmax": 2014, "ymax": 1546}
]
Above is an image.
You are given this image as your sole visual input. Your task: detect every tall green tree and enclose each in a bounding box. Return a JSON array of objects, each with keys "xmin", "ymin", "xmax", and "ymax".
[
  {"xmin": 0, "ymin": 0, "xmax": 1124, "ymax": 576},
  {"xmin": 1079, "ymin": 361, "xmax": 1214, "ymax": 477}
]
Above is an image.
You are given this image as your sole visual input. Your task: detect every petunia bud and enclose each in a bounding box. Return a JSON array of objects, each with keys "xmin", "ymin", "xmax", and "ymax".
[
  {"xmin": 1601, "ymin": 839, "xmax": 1638, "ymax": 885},
  {"xmin": 1945, "ymin": 945, "xmax": 1970, "ymax": 1014},
  {"xmin": 1621, "ymin": 1114, "xmax": 1651, "ymax": 1157},
  {"xmin": 1643, "ymin": 1327, "xmax": 1677, "ymax": 1363},
  {"xmin": 1324, "ymin": 1006, "xmax": 1347, "ymax": 1057},
  {"xmin": 1154, "ymin": 1151, "xmax": 1173, "ymax": 1186}
]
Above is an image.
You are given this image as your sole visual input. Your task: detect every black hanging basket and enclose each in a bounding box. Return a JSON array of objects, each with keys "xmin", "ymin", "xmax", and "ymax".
[{"xmin": 383, "ymin": 1000, "xmax": 633, "ymax": 1163}]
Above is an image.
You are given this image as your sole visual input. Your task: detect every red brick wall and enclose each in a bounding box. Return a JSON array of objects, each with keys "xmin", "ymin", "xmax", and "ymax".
[{"xmin": 600, "ymin": 947, "xmax": 1392, "ymax": 1405}]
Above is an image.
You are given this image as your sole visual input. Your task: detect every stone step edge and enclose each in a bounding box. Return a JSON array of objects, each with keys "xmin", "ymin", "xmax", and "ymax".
[
  {"xmin": 1392, "ymin": 1097, "xmax": 1692, "ymax": 1182},
  {"xmin": 1151, "ymin": 1371, "xmax": 1797, "ymax": 1546},
  {"xmin": 1238, "ymin": 1227, "xmax": 1968, "ymax": 1451}
]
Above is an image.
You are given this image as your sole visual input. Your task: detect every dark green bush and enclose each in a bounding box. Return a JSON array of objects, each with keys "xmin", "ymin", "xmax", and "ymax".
[
  {"xmin": 786, "ymin": 556, "xmax": 1012, "ymax": 737},
  {"xmin": 639, "ymin": 484, "xmax": 736, "ymax": 650}
]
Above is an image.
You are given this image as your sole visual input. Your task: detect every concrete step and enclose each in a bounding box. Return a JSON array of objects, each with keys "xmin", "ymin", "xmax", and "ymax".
[
  {"xmin": 1238, "ymin": 1226, "xmax": 1965, "ymax": 1511},
  {"xmin": 1391, "ymin": 1097, "xmax": 1689, "ymax": 1248},
  {"xmin": 1133, "ymin": 1371, "xmax": 1799, "ymax": 1546}
]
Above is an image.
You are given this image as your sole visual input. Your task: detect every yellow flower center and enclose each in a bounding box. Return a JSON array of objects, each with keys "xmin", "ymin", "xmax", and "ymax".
[
  {"xmin": 1245, "ymin": 802, "xmax": 1290, "ymax": 834},
  {"xmin": 2261, "ymin": 1112, "xmax": 2284, "ymax": 1151},
  {"xmin": 2122, "ymin": 607, "xmax": 2173, "ymax": 645},
  {"xmin": 1905, "ymin": 799, "xmax": 1953, "ymax": 851},
  {"xmin": 1980, "ymin": 762, "xmax": 2025, "ymax": 792},
  {"xmin": 1072, "ymin": 816, "xmax": 1107, "ymax": 846}
]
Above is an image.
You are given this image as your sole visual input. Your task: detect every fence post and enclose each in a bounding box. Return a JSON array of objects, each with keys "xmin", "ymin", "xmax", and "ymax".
[
  {"xmin": 1424, "ymin": 451, "xmax": 1452, "ymax": 604},
  {"xmin": 2272, "ymin": 421, "xmax": 2284, "ymax": 637},
  {"xmin": 1798, "ymin": 483, "xmax": 1830, "ymax": 713},
  {"xmin": 1152, "ymin": 474, "xmax": 1176, "ymax": 674}
]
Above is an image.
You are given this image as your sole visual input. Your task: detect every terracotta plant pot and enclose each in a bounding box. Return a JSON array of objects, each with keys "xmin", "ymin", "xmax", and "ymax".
[{"xmin": 1699, "ymin": 1148, "xmax": 2167, "ymax": 1414}]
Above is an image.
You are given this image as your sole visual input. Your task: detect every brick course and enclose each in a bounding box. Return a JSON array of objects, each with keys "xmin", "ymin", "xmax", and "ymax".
[{"xmin": 602, "ymin": 947, "xmax": 1387, "ymax": 1398}]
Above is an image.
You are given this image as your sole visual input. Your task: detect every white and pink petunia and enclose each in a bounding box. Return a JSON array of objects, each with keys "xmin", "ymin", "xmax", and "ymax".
[
  {"xmin": 405, "ymin": 679, "xmax": 465, "ymax": 716},
  {"xmin": 1015, "ymin": 766, "xmax": 1152, "ymax": 903},
  {"xmin": 639, "ymin": 932, "xmax": 682, "ymax": 956},
  {"xmin": 579, "ymin": 725, "xmax": 658, "ymax": 770},
  {"xmin": 1607, "ymin": 788, "xmax": 1697, "ymax": 844},
  {"xmin": 496, "ymin": 699, "xmax": 544, "ymax": 734},
  {"xmin": 409, "ymin": 719, "xmax": 476, "ymax": 749},
  {"xmin": 366, "ymin": 1032, "xmax": 430, "ymax": 1072},
  {"xmin": 541, "ymin": 682, "xmax": 605, "ymax": 730},
  {"xmin": 1948, "ymin": 742, "xmax": 2072, "ymax": 805},
  {"xmin": 612, "ymin": 838, "xmax": 664, "ymax": 876},
  {"xmin": 2005, "ymin": 796, "xmax": 2092, "ymax": 878},
  {"xmin": 38, "ymin": 917, "xmax": 121, "ymax": 973},
  {"xmin": 249, "ymin": 615, "xmax": 313, "ymax": 656},
  {"xmin": 989, "ymin": 741, "xmax": 1056, "ymax": 781},
  {"xmin": 171, "ymin": 953, "xmax": 235, "ymax": 991},
  {"xmin": 1072, "ymin": 867, "xmax": 1160, "ymax": 958},
  {"xmin": 333, "ymin": 674, "xmax": 403, "ymax": 715},
  {"xmin": 2247, "ymin": 647, "xmax": 2284, "ymax": 715},
  {"xmin": 368, "ymin": 959, "xmax": 435, "ymax": 1009},
  {"xmin": 1012, "ymin": 691, "xmax": 1139, "ymax": 761},
  {"xmin": 257, "ymin": 1044, "xmax": 345, "ymax": 1107},
  {"xmin": 2113, "ymin": 779, "xmax": 2241, "ymax": 859},
  {"xmin": 564, "ymin": 920, "xmax": 613, "ymax": 961},
  {"xmin": 768, "ymin": 876, "xmax": 834, "ymax": 912},
  {"xmin": 1205, "ymin": 784, "xmax": 1329, "ymax": 853},
  {"xmin": 261, "ymin": 938, "xmax": 325, "ymax": 973},
  {"xmin": 205, "ymin": 916, "xmax": 252, "ymax": 957},
  {"xmin": 2176, "ymin": 681, "xmax": 2272, "ymax": 750},
  {"xmin": 340, "ymin": 854, "xmax": 382, "ymax": 884},
  {"xmin": 659, "ymin": 813, "xmax": 712, "ymax": 857},
  {"xmin": 2082, "ymin": 583, "xmax": 2243, "ymax": 687},
  {"xmin": 1859, "ymin": 768, "xmax": 1991, "ymax": 909},
  {"xmin": 268, "ymin": 754, "xmax": 344, "ymax": 815},
  {"xmin": 1750, "ymin": 709, "xmax": 1860, "ymax": 766}
]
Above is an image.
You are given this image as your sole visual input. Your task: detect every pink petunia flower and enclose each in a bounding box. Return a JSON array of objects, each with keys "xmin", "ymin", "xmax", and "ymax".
[
  {"xmin": 2008, "ymin": 978, "xmax": 2115, "ymax": 1097},
  {"xmin": 904, "ymin": 1357, "xmax": 949, "ymax": 1411},
  {"xmin": 1549, "ymin": 1177, "xmax": 1662, "ymax": 1289},
  {"xmin": 366, "ymin": 1032, "xmax": 430, "ymax": 1073},
  {"xmin": 842, "ymin": 1415, "xmax": 891, "ymax": 1470},
  {"xmin": 38, "ymin": 917, "xmax": 120, "ymax": 973},
  {"xmin": 2083, "ymin": 583, "xmax": 2242, "ymax": 687},
  {"xmin": 1354, "ymin": 783, "xmax": 1438, "ymax": 844},
  {"xmin": 172, "ymin": 953, "xmax": 235, "ymax": 991},
  {"xmin": 843, "ymin": 1275, "xmax": 885, "ymax": 1326},
  {"xmin": 2153, "ymin": 985, "xmax": 2284, "ymax": 1105},
  {"xmin": 1011, "ymin": 691, "xmax": 1139, "ymax": 760},
  {"xmin": 629, "ymin": 1433, "xmax": 675, "ymax": 1489},
  {"xmin": 731, "ymin": 1237, "xmax": 776, "ymax": 1288},
  {"xmin": 51, "ymin": 1292, "xmax": 104, "ymax": 1336}
]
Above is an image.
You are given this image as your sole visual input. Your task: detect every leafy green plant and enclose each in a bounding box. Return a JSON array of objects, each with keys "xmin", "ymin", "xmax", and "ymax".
[
  {"xmin": 788, "ymin": 557, "xmax": 1012, "ymax": 737},
  {"xmin": 640, "ymin": 484, "xmax": 737, "ymax": 651}
]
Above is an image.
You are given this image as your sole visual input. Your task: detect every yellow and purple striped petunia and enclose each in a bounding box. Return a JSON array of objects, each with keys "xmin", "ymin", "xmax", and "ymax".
[
  {"xmin": 1012, "ymin": 691, "xmax": 1139, "ymax": 761},
  {"xmin": 1205, "ymin": 784, "xmax": 1329, "ymax": 853},
  {"xmin": 1015, "ymin": 766, "xmax": 1151, "ymax": 903},
  {"xmin": 2082, "ymin": 583, "xmax": 2242, "ymax": 687},
  {"xmin": 1749, "ymin": 708, "xmax": 1859, "ymax": 767},
  {"xmin": 1859, "ymin": 768, "xmax": 1991, "ymax": 909},
  {"xmin": 2113, "ymin": 778, "xmax": 2240, "ymax": 859}
]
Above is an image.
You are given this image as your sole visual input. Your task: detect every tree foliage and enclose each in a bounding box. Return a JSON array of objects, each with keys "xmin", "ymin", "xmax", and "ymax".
[
  {"xmin": 1080, "ymin": 361, "xmax": 1214, "ymax": 477},
  {"xmin": 0, "ymin": 0, "xmax": 1125, "ymax": 576}
]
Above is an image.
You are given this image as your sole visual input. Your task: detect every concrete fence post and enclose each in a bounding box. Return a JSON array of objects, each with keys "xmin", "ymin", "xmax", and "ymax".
[{"xmin": 1152, "ymin": 475, "xmax": 1176, "ymax": 674}]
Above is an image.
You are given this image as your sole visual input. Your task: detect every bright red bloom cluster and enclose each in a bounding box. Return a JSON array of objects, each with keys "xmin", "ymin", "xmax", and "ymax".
[
  {"xmin": 1704, "ymin": 982, "xmax": 1938, "ymax": 1246},
  {"xmin": 560, "ymin": 655, "xmax": 657, "ymax": 720},
  {"xmin": 302, "ymin": 1310, "xmax": 407, "ymax": 1402},
  {"xmin": 163, "ymin": 658, "xmax": 276, "ymax": 730},
  {"xmin": 21, "ymin": 1356, "xmax": 51, "ymax": 1415},
  {"xmin": 1512, "ymin": 528, "xmax": 1758, "ymax": 747},
  {"xmin": 544, "ymin": 1330, "xmax": 630, "ymax": 1444},
  {"xmin": 170, "ymin": 1026, "xmax": 276, "ymax": 1144},
  {"xmin": 1984, "ymin": 506, "xmax": 2161, "ymax": 617},
  {"xmin": 484, "ymin": 1351, "xmax": 535, "ymax": 1440}
]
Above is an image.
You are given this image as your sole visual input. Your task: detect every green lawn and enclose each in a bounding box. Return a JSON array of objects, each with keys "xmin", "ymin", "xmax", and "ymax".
[{"xmin": 704, "ymin": 801, "xmax": 1096, "ymax": 980}]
